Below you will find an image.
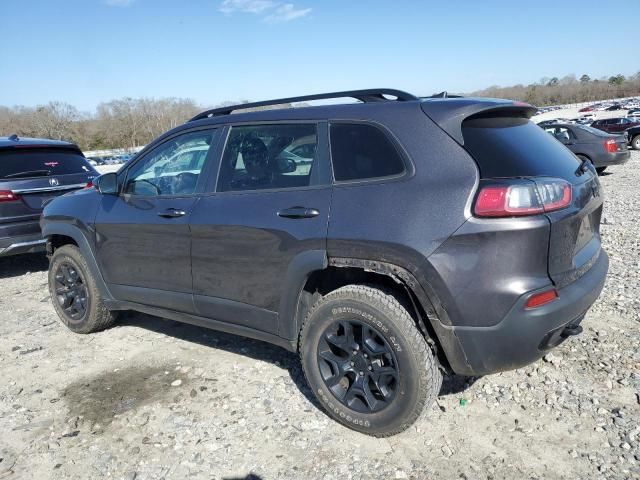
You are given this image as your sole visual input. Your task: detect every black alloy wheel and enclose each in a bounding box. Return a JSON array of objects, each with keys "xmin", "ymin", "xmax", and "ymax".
[
  {"xmin": 53, "ymin": 262, "xmax": 88, "ymax": 322},
  {"xmin": 317, "ymin": 320, "xmax": 399, "ymax": 414}
]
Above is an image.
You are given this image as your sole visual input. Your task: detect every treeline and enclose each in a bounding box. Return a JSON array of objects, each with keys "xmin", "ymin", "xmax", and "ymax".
[
  {"xmin": 472, "ymin": 72, "xmax": 640, "ymax": 107},
  {"xmin": 0, "ymin": 97, "xmax": 201, "ymax": 151},
  {"xmin": 0, "ymin": 97, "xmax": 296, "ymax": 151}
]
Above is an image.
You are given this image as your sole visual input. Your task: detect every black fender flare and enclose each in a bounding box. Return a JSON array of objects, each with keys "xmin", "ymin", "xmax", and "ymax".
[
  {"xmin": 42, "ymin": 222, "xmax": 115, "ymax": 303},
  {"xmin": 278, "ymin": 249, "xmax": 327, "ymax": 342},
  {"xmin": 278, "ymin": 253, "xmax": 473, "ymax": 374}
]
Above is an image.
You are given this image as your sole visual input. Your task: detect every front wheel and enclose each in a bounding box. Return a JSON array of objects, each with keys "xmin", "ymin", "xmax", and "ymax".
[
  {"xmin": 48, "ymin": 245, "xmax": 118, "ymax": 334},
  {"xmin": 632, "ymin": 135, "xmax": 640, "ymax": 151},
  {"xmin": 299, "ymin": 285, "xmax": 442, "ymax": 437}
]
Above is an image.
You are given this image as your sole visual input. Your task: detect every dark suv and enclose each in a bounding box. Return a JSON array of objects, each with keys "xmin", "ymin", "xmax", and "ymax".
[
  {"xmin": 1, "ymin": 136, "xmax": 97, "ymax": 257},
  {"xmin": 41, "ymin": 89, "xmax": 608, "ymax": 436}
]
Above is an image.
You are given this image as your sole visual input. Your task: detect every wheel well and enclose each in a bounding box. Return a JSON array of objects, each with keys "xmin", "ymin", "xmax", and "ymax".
[
  {"xmin": 48, "ymin": 234, "xmax": 78, "ymax": 253},
  {"xmin": 296, "ymin": 265, "xmax": 451, "ymax": 371}
]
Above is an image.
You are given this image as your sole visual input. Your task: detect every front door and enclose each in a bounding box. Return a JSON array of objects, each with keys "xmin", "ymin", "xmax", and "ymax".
[
  {"xmin": 94, "ymin": 128, "xmax": 219, "ymax": 313},
  {"xmin": 189, "ymin": 122, "xmax": 332, "ymax": 334}
]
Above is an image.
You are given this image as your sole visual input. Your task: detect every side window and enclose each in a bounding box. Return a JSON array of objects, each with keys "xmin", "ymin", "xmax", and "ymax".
[
  {"xmin": 217, "ymin": 124, "xmax": 318, "ymax": 192},
  {"xmin": 330, "ymin": 123, "xmax": 405, "ymax": 182},
  {"xmin": 124, "ymin": 130, "xmax": 215, "ymax": 196}
]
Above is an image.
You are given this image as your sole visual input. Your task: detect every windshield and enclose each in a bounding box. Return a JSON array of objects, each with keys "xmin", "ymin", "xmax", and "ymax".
[{"xmin": 0, "ymin": 148, "xmax": 96, "ymax": 178}]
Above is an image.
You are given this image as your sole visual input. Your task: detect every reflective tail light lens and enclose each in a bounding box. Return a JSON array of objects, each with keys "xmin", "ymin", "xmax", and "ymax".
[
  {"xmin": 525, "ymin": 288, "xmax": 558, "ymax": 309},
  {"xmin": 604, "ymin": 139, "xmax": 617, "ymax": 153},
  {"xmin": 474, "ymin": 178, "xmax": 572, "ymax": 218},
  {"xmin": 0, "ymin": 190, "xmax": 19, "ymax": 202}
]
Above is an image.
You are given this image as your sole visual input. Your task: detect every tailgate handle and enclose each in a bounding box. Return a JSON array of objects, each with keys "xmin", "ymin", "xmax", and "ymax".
[
  {"xmin": 277, "ymin": 206, "xmax": 319, "ymax": 219},
  {"xmin": 157, "ymin": 208, "xmax": 186, "ymax": 218}
]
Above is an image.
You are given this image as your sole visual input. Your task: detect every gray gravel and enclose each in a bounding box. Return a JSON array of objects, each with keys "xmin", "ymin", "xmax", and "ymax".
[{"xmin": 1, "ymin": 152, "xmax": 639, "ymax": 480}]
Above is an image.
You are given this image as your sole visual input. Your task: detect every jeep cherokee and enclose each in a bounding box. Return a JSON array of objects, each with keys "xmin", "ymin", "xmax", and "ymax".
[{"xmin": 41, "ymin": 89, "xmax": 608, "ymax": 436}]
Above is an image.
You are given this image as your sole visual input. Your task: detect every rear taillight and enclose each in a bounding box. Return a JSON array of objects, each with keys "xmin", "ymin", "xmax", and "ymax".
[
  {"xmin": 525, "ymin": 288, "xmax": 558, "ymax": 309},
  {"xmin": 604, "ymin": 139, "xmax": 617, "ymax": 153},
  {"xmin": 474, "ymin": 178, "xmax": 572, "ymax": 218},
  {"xmin": 0, "ymin": 190, "xmax": 19, "ymax": 202}
]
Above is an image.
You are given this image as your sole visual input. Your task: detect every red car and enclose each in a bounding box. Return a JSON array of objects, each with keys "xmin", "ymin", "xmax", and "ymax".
[
  {"xmin": 590, "ymin": 117, "xmax": 640, "ymax": 134},
  {"xmin": 579, "ymin": 106, "xmax": 594, "ymax": 112}
]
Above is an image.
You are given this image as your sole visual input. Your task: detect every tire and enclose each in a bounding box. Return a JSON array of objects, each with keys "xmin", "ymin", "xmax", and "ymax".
[
  {"xmin": 596, "ymin": 167, "xmax": 607, "ymax": 174},
  {"xmin": 632, "ymin": 135, "xmax": 640, "ymax": 151},
  {"xmin": 299, "ymin": 284, "xmax": 442, "ymax": 436},
  {"xmin": 48, "ymin": 244, "xmax": 117, "ymax": 334}
]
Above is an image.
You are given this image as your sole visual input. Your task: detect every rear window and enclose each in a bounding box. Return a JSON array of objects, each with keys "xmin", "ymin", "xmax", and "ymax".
[
  {"xmin": 330, "ymin": 123, "xmax": 405, "ymax": 182},
  {"xmin": 0, "ymin": 148, "xmax": 95, "ymax": 179},
  {"xmin": 462, "ymin": 117, "xmax": 580, "ymax": 179}
]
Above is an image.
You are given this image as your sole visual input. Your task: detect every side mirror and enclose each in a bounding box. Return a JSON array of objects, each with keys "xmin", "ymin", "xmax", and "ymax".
[{"xmin": 95, "ymin": 173, "xmax": 118, "ymax": 195}]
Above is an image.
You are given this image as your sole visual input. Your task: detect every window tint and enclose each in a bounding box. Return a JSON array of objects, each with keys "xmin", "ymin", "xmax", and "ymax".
[
  {"xmin": 217, "ymin": 124, "xmax": 318, "ymax": 192},
  {"xmin": 330, "ymin": 123, "xmax": 405, "ymax": 181},
  {"xmin": 124, "ymin": 130, "xmax": 215, "ymax": 196},
  {"xmin": 462, "ymin": 117, "xmax": 580, "ymax": 179},
  {"xmin": 0, "ymin": 148, "xmax": 96, "ymax": 179}
]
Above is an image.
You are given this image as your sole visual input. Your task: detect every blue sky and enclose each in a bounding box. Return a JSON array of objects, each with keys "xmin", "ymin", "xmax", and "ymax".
[{"xmin": 1, "ymin": 0, "xmax": 638, "ymax": 111}]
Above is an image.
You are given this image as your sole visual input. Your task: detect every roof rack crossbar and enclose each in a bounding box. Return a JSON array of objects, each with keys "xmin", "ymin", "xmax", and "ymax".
[{"xmin": 189, "ymin": 88, "xmax": 418, "ymax": 121}]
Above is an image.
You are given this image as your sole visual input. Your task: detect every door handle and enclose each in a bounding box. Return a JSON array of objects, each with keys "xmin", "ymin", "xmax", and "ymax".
[
  {"xmin": 277, "ymin": 206, "xmax": 320, "ymax": 219},
  {"xmin": 157, "ymin": 208, "xmax": 187, "ymax": 218}
]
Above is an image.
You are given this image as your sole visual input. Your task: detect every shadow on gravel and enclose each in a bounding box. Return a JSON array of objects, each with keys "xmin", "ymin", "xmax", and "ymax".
[
  {"xmin": 119, "ymin": 312, "xmax": 323, "ymax": 411},
  {"xmin": 0, "ymin": 253, "xmax": 49, "ymax": 279},
  {"xmin": 223, "ymin": 475, "xmax": 263, "ymax": 480},
  {"xmin": 119, "ymin": 312, "xmax": 479, "ymax": 417},
  {"xmin": 439, "ymin": 375, "xmax": 479, "ymax": 396}
]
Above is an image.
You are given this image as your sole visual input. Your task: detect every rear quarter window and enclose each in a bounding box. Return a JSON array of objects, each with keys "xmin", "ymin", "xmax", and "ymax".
[
  {"xmin": 0, "ymin": 148, "xmax": 96, "ymax": 178},
  {"xmin": 329, "ymin": 123, "xmax": 405, "ymax": 182},
  {"xmin": 462, "ymin": 117, "xmax": 580, "ymax": 179}
]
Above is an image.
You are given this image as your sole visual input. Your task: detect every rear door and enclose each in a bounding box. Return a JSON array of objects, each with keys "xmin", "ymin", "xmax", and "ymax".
[
  {"xmin": 189, "ymin": 122, "xmax": 331, "ymax": 334},
  {"xmin": 94, "ymin": 128, "xmax": 220, "ymax": 313}
]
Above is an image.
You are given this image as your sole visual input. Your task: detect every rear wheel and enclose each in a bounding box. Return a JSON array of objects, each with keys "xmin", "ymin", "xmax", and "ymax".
[
  {"xmin": 48, "ymin": 245, "xmax": 117, "ymax": 334},
  {"xmin": 632, "ymin": 135, "xmax": 640, "ymax": 151},
  {"xmin": 299, "ymin": 285, "xmax": 442, "ymax": 437}
]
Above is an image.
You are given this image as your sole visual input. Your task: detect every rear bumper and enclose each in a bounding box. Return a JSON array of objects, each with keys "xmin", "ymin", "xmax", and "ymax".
[
  {"xmin": 0, "ymin": 220, "xmax": 45, "ymax": 257},
  {"xmin": 444, "ymin": 249, "xmax": 608, "ymax": 376},
  {"xmin": 593, "ymin": 150, "xmax": 630, "ymax": 167}
]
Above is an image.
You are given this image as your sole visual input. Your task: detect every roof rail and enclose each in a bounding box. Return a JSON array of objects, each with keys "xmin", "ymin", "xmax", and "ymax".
[
  {"xmin": 425, "ymin": 91, "xmax": 464, "ymax": 99},
  {"xmin": 189, "ymin": 88, "xmax": 418, "ymax": 121}
]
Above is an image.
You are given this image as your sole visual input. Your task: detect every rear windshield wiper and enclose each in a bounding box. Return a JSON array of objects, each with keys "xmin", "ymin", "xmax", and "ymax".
[
  {"xmin": 2, "ymin": 169, "xmax": 51, "ymax": 179},
  {"xmin": 575, "ymin": 157, "xmax": 592, "ymax": 177}
]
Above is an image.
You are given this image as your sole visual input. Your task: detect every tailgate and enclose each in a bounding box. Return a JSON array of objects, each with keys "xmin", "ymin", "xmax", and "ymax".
[
  {"xmin": 545, "ymin": 170, "xmax": 603, "ymax": 288},
  {"xmin": 0, "ymin": 173, "xmax": 93, "ymax": 223}
]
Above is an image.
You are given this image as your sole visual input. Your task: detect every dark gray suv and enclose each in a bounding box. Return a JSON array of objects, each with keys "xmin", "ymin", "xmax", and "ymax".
[{"xmin": 41, "ymin": 89, "xmax": 608, "ymax": 436}]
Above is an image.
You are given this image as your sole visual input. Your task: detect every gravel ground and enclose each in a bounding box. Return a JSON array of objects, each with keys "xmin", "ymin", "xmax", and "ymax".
[{"xmin": 1, "ymin": 152, "xmax": 639, "ymax": 480}]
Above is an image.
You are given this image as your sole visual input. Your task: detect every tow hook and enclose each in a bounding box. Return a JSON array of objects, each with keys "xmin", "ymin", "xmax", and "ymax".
[{"xmin": 561, "ymin": 324, "xmax": 583, "ymax": 338}]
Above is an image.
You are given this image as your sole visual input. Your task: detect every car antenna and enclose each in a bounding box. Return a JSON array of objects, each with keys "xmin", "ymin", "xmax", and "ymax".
[{"xmin": 8, "ymin": 134, "xmax": 19, "ymax": 141}]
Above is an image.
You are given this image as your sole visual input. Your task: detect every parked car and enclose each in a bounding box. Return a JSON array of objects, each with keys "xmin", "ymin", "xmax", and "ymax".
[
  {"xmin": 628, "ymin": 108, "xmax": 640, "ymax": 116},
  {"xmin": 0, "ymin": 135, "xmax": 97, "ymax": 257},
  {"xmin": 41, "ymin": 89, "xmax": 608, "ymax": 436},
  {"xmin": 591, "ymin": 117, "xmax": 640, "ymax": 134},
  {"xmin": 579, "ymin": 106, "xmax": 594, "ymax": 112},
  {"xmin": 625, "ymin": 125, "xmax": 640, "ymax": 150},
  {"xmin": 541, "ymin": 123, "xmax": 630, "ymax": 173},
  {"xmin": 605, "ymin": 104, "xmax": 623, "ymax": 111}
]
